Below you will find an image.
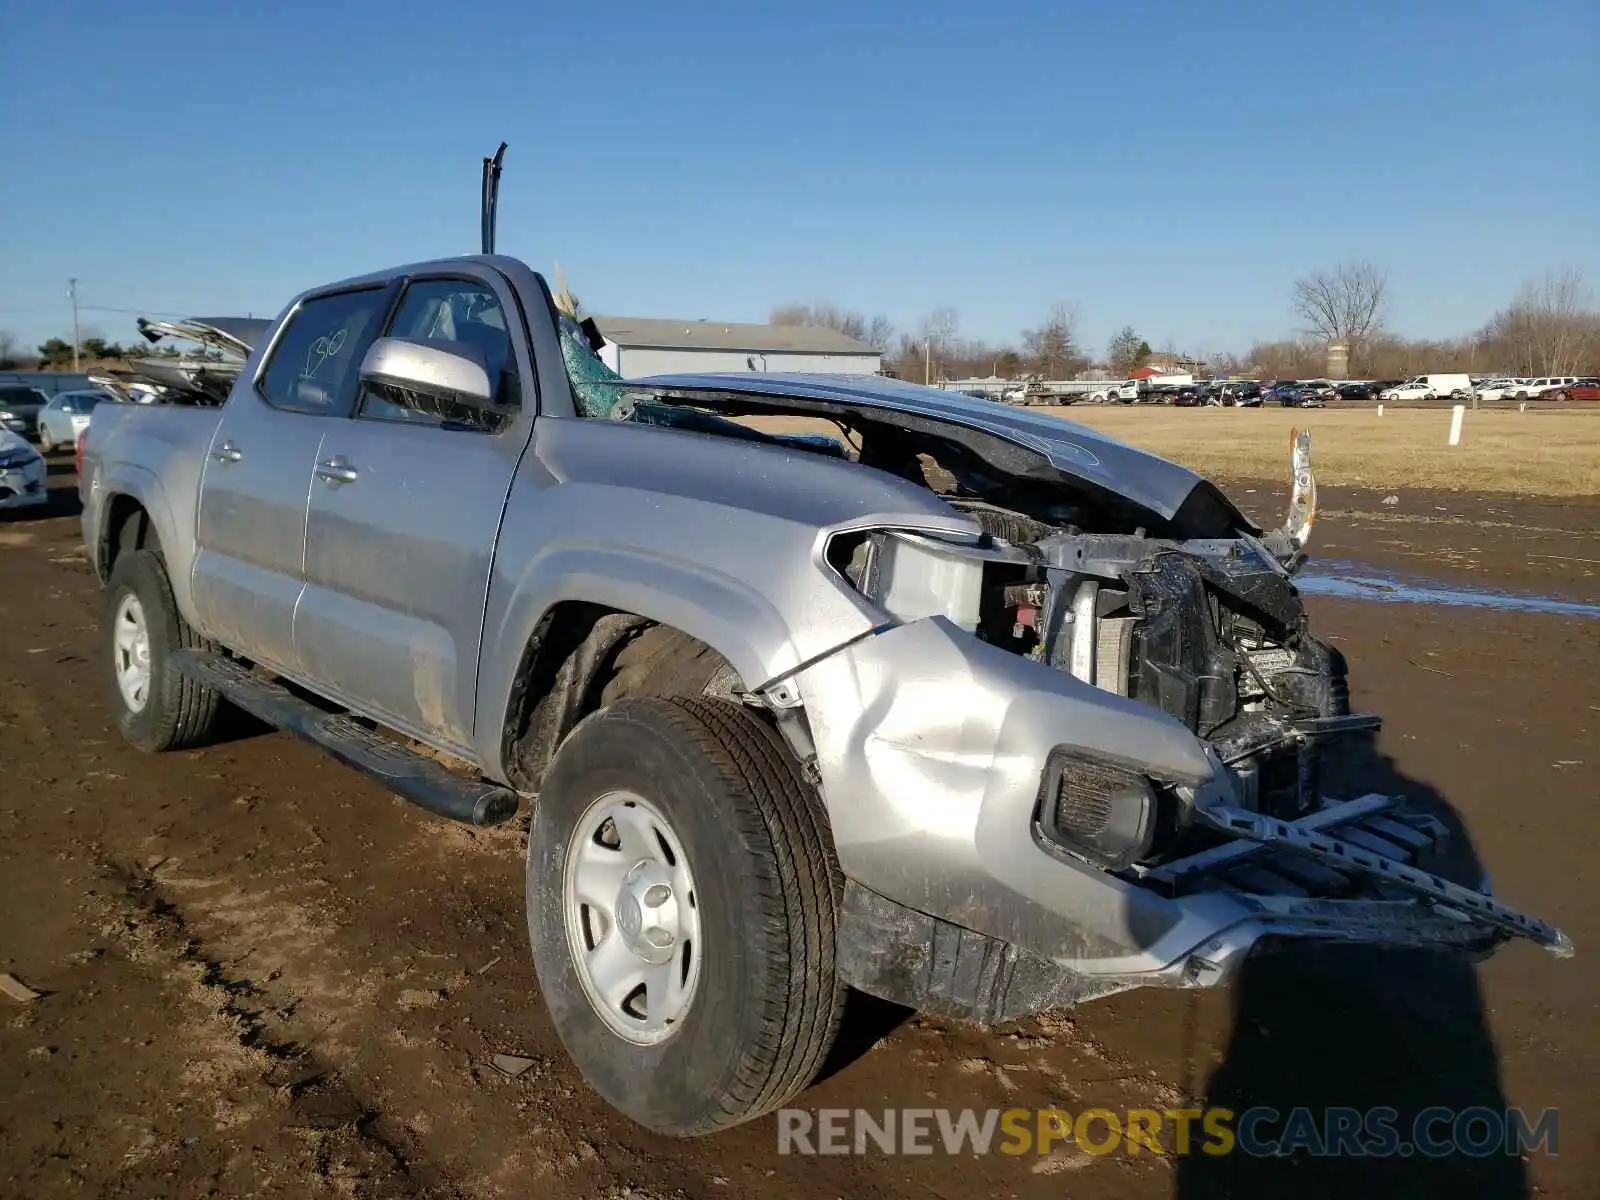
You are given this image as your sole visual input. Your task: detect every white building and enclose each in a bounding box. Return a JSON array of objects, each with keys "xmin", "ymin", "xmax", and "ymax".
[{"xmin": 592, "ymin": 315, "xmax": 881, "ymax": 377}]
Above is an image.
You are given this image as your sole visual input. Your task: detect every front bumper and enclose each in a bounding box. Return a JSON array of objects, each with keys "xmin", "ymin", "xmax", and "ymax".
[{"xmin": 796, "ymin": 617, "xmax": 1571, "ymax": 1023}]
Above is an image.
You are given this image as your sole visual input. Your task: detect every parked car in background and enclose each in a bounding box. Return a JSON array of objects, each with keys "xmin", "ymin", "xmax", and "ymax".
[
  {"xmin": 1513, "ymin": 377, "xmax": 1580, "ymax": 400},
  {"xmin": 0, "ymin": 426, "xmax": 49, "ymax": 510},
  {"xmin": 37, "ymin": 389, "xmax": 112, "ymax": 453},
  {"xmin": 1334, "ymin": 382, "xmax": 1377, "ymax": 402},
  {"xmin": 1474, "ymin": 378, "xmax": 1522, "ymax": 402},
  {"xmin": 1380, "ymin": 374, "xmax": 1474, "ymax": 402},
  {"xmin": 0, "ymin": 385, "xmax": 50, "ymax": 438},
  {"xmin": 1220, "ymin": 380, "xmax": 1263, "ymax": 406},
  {"xmin": 1554, "ymin": 379, "xmax": 1600, "ymax": 401},
  {"xmin": 1269, "ymin": 383, "xmax": 1321, "ymax": 407}
]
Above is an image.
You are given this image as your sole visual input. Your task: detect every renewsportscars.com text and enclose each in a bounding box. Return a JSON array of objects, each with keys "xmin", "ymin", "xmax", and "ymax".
[{"xmin": 776, "ymin": 1105, "xmax": 1559, "ymax": 1158}]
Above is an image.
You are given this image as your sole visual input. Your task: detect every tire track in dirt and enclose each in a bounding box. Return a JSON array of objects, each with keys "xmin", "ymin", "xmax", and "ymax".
[{"xmin": 86, "ymin": 854, "xmax": 447, "ymax": 1198}]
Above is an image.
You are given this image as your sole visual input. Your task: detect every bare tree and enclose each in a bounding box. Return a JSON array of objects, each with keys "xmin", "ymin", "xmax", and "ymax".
[
  {"xmin": 770, "ymin": 301, "xmax": 897, "ymax": 352},
  {"xmin": 1022, "ymin": 303, "xmax": 1087, "ymax": 380},
  {"xmin": 864, "ymin": 314, "xmax": 896, "ymax": 353},
  {"xmin": 917, "ymin": 307, "xmax": 959, "ymax": 357},
  {"xmin": 1248, "ymin": 337, "xmax": 1324, "ymax": 379},
  {"xmin": 1480, "ymin": 268, "xmax": 1596, "ymax": 376},
  {"xmin": 1291, "ymin": 260, "xmax": 1389, "ymax": 369},
  {"xmin": 0, "ymin": 329, "xmax": 17, "ymax": 369}
]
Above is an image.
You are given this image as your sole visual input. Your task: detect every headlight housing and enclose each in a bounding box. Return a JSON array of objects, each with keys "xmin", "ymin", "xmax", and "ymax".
[{"xmin": 829, "ymin": 528, "xmax": 1033, "ymax": 633}]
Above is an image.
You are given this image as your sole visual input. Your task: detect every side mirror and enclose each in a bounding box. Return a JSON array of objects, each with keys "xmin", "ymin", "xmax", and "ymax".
[{"xmin": 360, "ymin": 337, "xmax": 495, "ymax": 406}]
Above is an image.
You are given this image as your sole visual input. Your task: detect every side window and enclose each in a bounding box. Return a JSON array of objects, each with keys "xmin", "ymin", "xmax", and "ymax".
[
  {"xmin": 358, "ymin": 278, "xmax": 518, "ymax": 426},
  {"xmin": 258, "ymin": 288, "xmax": 389, "ymax": 416}
]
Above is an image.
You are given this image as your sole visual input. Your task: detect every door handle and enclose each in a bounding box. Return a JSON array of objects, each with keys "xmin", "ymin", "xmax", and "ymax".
[
  {"xmin": 212, "ymin": 440, "xmax": 242, "ymax": 464},
  {"xmin": 315, "ymin": 455, "xmax": 359, "ymax": 485}
]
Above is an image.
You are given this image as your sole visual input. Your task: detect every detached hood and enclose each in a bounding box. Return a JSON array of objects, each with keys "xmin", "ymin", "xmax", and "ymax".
[
  {"xmin": 634, "ymin": 371, "xmax": 1241, "ymax": 529},
  {"xmin": 137, "ymin": 316, "xmax": 269, "ymax": 357}
]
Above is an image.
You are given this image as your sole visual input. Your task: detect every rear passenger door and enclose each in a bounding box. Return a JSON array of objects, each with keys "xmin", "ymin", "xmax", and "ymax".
[
  {"xmin": 191, "ymin": 286, "xmax": 394, "ymax": 671},
  {"xmin": 293, "ymin": 269, "xmax": 537, "ymax": 755}
]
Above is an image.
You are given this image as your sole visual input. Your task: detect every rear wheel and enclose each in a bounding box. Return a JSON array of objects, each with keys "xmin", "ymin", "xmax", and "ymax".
[
  {"xmin": 103, "ymin": 549, "xmax": 229, "ymax": 751},
  {"xmin": 527, "ymin": 697, "xmax": 842, "ymax": 1136}
]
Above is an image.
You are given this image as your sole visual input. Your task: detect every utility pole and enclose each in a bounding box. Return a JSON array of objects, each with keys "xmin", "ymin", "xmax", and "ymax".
[
  {"xmin": 924, "ymin": 340, "xmax": 931, "ymax": 386},
  {"xmin": 68, "ymin": 278, "xmax": 81, "ymax": 371}
]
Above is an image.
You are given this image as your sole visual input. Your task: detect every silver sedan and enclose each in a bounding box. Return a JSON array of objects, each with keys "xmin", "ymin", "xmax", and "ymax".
[{"xmin": 36, "ymin": 389, "xmax": 111, "ymax": 453}]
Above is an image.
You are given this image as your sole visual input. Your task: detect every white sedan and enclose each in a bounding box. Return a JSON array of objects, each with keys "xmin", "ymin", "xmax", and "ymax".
[
  {"xmin": 37, "ymin": 389, "xmax": 111, "ymax": 453},
  {"xmin": 0, "ymin": 427, "xmax": 49, "ymax": 510},
  {"xmin": 1475, "ymin": 378, "xmax": 1522, "ymax": 401},
  {"xmin": 1378, "ymin": 382, "xmax": 1436, "ymax": 401}
]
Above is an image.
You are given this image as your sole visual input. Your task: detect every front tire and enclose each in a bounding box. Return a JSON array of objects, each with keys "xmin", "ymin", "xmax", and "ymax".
[
  {"xmin": 527, "ymin": 697, "xmax": 842, "ymax": 1136},
  {"xmin": 103, "ymin": 549, "xmax": 228, "ymax": 751},
  {"xmin": 38, "ymin": 428, "xmax": 54, "ymax": 454}
]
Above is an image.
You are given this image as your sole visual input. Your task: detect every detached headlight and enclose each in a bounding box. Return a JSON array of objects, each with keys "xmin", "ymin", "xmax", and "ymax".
[{"xmin": 830, "ymin": 529, "xmax": 1031, "ymax": 633}]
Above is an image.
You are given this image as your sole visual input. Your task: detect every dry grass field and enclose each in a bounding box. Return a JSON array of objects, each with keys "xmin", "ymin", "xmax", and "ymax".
[{"xmin": 1043, "ymin": 406, "xmax": 1600, "ymax": 496}]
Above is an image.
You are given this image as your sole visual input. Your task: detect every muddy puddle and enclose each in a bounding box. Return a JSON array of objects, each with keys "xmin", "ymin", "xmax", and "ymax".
[{"xmin": 1297, "ymin": 559, "xmax": 1600, "ymax": 617}]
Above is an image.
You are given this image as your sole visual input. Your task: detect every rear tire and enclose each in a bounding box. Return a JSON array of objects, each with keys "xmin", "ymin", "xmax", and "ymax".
[
  {"xmin": 527, "ymin": 697, "xmax": 843, "ymax": 1136},
  {"xmin": 103, "ymin": 549, "xmax": 228, "ymax": 752}
]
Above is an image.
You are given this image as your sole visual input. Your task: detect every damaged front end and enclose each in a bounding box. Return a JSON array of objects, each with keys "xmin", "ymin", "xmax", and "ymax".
[
  {"xmin": 568, "ymin": 369, "xmax": 1570, "ymax": 1021},
  {"xmin": 784, "ymin": 427, "xmax": 1571, "ymax": 1023}
]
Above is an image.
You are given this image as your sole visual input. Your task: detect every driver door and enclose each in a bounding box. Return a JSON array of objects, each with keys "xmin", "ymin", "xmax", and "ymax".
[{"xmin": 293, "ymin": 270, "xmax": 536, "ymax": 754}]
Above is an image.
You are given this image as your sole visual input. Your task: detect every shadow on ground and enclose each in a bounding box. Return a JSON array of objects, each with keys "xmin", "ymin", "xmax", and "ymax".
[{"xmin": 1176, "ymin": 745, "xmax": 1525, "ymax": 1199}]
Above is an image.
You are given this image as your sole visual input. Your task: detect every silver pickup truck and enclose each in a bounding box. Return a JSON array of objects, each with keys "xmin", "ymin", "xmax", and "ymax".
[{"xmin": 80, "ymin": 254, "xmax": 1569, "ymax": 1136}]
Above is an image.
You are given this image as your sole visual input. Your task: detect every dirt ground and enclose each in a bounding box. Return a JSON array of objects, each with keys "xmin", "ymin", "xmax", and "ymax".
[{"xmin": 2, "ymin": 460, "xmax": 1596, "ymax": 1199}]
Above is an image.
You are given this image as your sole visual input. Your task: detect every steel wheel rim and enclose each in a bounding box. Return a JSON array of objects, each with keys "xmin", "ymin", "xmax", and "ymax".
[
  {"xmin": 563, "ymin": 789, "xmax": 702, "ymax": 1045},
  {"xmin": 113, "ymin": 593, "xmax": 152, "ymax": 713}
]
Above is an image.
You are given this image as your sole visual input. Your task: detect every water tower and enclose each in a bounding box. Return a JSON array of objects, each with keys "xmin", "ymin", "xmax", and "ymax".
[{"xmin": 1326, "ymin": 341, "xmax": 1349, "ymax": 380}]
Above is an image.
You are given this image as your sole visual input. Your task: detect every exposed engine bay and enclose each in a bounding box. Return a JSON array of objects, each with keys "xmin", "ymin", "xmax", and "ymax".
[{"xmin": 607, "ymin": 384, "xmax": 1357, "ymax": 876}]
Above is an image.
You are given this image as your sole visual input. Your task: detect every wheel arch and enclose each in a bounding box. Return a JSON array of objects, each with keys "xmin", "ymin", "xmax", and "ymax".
[
  {"xmin": 477, "ymin": 545, "xmax": 830, "ymax": 785},
  {"xmin": 493, "ymin": 600, "xmax": 820, "ymax": 795},
  {"xmin": 98, "ymin": 491, "xmax": 160, "ymax": 580}
]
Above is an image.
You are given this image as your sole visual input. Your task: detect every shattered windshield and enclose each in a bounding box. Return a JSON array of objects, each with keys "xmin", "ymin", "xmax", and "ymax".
[{"xmin": 558, "ymin": 313, "xmax": 627, "ymax": 419}]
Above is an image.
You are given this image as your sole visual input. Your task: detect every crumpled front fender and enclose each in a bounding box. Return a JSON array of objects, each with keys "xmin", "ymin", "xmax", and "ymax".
[{"xmin": 795, "ymin": 616, "xmax": 1251, "ymax": 973}]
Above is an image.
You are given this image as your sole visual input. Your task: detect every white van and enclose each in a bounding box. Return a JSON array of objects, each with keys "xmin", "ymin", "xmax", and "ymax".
[{"xmin": 1379, "ymin": 374, "xmax": 1473, "ymax": 401}]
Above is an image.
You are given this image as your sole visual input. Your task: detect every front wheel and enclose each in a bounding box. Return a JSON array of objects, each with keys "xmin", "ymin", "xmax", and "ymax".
[
  {"xmin": 103, "ymin": 549, "xmax": 229, "ymax": 751},
  {"xmin": 527, "ymin": 697, "xmax": 843, "ymax": 1136},
  {"xmin": 38, "ymin": 428, "xmax": 54, "ymax": 454}
]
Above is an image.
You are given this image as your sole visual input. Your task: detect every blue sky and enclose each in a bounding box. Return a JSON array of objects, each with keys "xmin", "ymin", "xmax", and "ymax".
[{"xmin": 1, "ymin": 0, "xmax": 1594, "ymax": 360}]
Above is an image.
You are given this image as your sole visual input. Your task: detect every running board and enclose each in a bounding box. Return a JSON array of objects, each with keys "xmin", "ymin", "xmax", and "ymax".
[{"xmin": 171, "ymin": 650, "xmax": 518, "ymax": 828}]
